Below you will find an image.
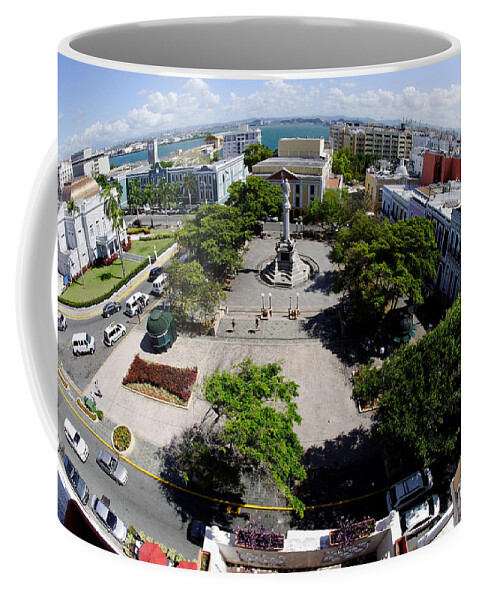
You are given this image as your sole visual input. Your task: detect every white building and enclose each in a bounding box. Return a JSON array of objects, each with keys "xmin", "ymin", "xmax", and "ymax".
[
  {"xmin": 166, "ymin": 154, "xmax": 247, "ymax": 205},
  {"xmin": 71, "ymin": 148, "xmax": 111, "ymax": 179},
  {"xmin": 57, "ymin": 177, "xmax": 127, "ymax": 279},
  {"xmin": 381, "ymin": 181, "xmax": 461, "ymax": 303},
  {"xmin": 222, "ymin": 124, "xmax": 262, "ymax": 159},
  {"xmin": 58, "ymin": 159, "xmax": 73, "ymax": 194},
  {"xmin": 147, "ymin": 138, "xmax": 159, "ymax": 165}
]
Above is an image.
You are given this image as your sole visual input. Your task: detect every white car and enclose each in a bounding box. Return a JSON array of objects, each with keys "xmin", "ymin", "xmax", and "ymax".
[
  {"xmin": 124, "ymin": 292, "xmax": 149, "ymax": 317},
  {"xmin": 400, "ymin": 494, "xmax": 440, "ymax": 537},
  {"xmin": 71, "ymin": 332, "xmax": 95, "ymax": 356},
  {"xmin": 91, "ymin": 495, "xmax": 127, "ymax": 544},
  {"xmin": 103, "ymin": 322, "xmax": 126, "ymax": 346},
  {"xmin": 64, "ymin": 418, "xmax": 89, "ymax": 462},
  {"xmin": 386, "ymin": 468, "xmax": 433, "ymax": 512}
]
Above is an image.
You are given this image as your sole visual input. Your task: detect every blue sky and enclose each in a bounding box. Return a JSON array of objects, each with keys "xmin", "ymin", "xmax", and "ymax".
[{"xmin": 58, "ymin": 54, "xmax": 460, "ymax": 159}]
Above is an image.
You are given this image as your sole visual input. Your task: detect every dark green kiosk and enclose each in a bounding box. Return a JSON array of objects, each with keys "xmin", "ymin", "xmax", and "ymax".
[{"xmin": 146, "ymin": 308, "xmax": 177, "ymax": 353}]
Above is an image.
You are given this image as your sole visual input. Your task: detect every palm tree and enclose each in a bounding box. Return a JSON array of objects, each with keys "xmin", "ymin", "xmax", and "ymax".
[
  {"xmin": 101, "ymin": 183, "xmax": 126, "ymax": 278},
  {"xmin": 181, "ymin": 172, "xmax": 197, "ymax": 208},
  {"xmin": 128, "ymin": 178, "xmax": 144, "ymax": 216}
]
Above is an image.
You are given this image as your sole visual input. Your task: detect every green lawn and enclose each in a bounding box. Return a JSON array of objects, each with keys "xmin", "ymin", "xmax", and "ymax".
[
  {"xmin": 60, "ymin": 259, "xmax": 138, "ymax": 304},
  {"xmin": 129, "ymin": 236, "xmax": 175, "ymax": 258}
]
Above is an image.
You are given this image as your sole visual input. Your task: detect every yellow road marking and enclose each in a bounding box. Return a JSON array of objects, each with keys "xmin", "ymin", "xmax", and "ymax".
[{"xmin": 58, "ymin": 381, "xmax": 388, "ymax": 513}]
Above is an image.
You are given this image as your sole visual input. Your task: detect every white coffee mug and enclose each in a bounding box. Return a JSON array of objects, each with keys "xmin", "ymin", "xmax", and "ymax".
[{"xmin": 18, "ymin": 16, "xmax": 461, "ymax": 575}]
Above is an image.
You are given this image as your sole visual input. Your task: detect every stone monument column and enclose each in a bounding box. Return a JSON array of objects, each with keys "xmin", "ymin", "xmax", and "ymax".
[{"xmin": 281, "ymin": 176, "xmax": 291, "ymax": 242}]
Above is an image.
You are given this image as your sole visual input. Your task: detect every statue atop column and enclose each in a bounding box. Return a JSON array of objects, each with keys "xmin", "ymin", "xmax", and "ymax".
[{"xmin": 261, "ymin": 173, "xmax": 310, "ymax": 288}]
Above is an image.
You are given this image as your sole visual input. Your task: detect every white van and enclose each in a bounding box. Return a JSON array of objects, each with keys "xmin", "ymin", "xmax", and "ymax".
[
  {"xmin": 71, "ymin": 332, "xmax": 95, "ymax": 356},
  {"xmin": 104, "ymin": 322, "xmax": 126, "ymax": 346},
  {"xmin": 125, "ymin": 292, "xmax": 149, "ymax": 317},
  {"xmin": 152, "ymin": 273, "xmax": 168, "ymax": 296},
  {"xmin": 64, "ymin": 418, "xmax": 89, "ymax": 462}
]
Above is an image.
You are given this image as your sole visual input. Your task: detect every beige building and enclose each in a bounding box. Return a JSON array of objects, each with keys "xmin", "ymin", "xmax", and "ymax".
[
  {"xmin": 252, "ymin": 138, "xmax": 332, "ymax": 218},
  {"xmin": 364, "ymin": 160, "xmax": 421, "ymax": 213},
  {"xmin": 277, "ymin": 137, "xmax": 325, "ymax": 158},
  {"xmin": 330, "ymin": 124, "xmax": 413, "ymax": 161}
]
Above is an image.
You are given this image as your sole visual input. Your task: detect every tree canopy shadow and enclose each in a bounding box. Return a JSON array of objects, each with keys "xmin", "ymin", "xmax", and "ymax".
[
  {"xmin": 303, "ymin": 270, "xmax": 335, "ymax": 295},
  {"xmin": 300, "ymin": 306, "xmax": 363, "ymax": 367},
  {"xmin": 290, "ymin": 425, "xmax": 388, "ymax": 531}
]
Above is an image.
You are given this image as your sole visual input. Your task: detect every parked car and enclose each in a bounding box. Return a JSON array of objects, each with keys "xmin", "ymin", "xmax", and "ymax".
[
  {"xmin": 63, "ymin": 453, "xmax": 89, "ymax": 504},
  {"xmin": 148, "ymin": 266, "xmax": 163, "ymax": 282},
  {"xmin": 58, "ymin": 313, "xmax": 67, "ymax": 331},
  {"xmin": 103, "ymin": 322, "xmax": 126, "ymax": 346},
  {"xmin": 96, "ymin": 449, "xmax": 128, "ymax": 485},
  {"xmin": 125, "ymin": 292, "xmax": 149, "ymax": 317},
  {"xmin": 386, "ymin": 468, "xmax": 433, "ymax": 512},
  {"xmin": 102, "ymin": 301, "xmax": 121, "ymax": 318},
  {"xmin": 400, "ymin": 494, "xmax": 440, "ymax": 537},
  {"xmin": 64, "ymin": 418, "xmax": 89, "ymax": 462},
  {"xmin": 188, "ymin": 520, "xmax": 206, "ymax": 545},
  {"xmin": 71, "ymin": 332, "xmax": 95, "ymax": 356},
  {"xmin": 91, "ymin": 495, "xmax": 127, "ymax": 544}
]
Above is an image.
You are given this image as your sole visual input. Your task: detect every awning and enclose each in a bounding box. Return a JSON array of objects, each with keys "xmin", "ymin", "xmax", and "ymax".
[
  {"xmin": 138, "ymin": 542, "xmax": 167, "ymax": 565},
  {"xmin": 177, "ymin": 561, "xmax": 198, "ymax": 570}
]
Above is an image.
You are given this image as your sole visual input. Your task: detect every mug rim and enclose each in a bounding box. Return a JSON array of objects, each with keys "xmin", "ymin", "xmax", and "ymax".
[{"xmin": 58, "ymin": 16, "xmax": 460, "ymax": 80}]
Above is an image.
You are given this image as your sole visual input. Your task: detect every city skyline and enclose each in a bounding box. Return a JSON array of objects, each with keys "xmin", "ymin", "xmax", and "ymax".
[{"xmin": 58, "ymin": 54, "xmax": 460, "ymax": 160}]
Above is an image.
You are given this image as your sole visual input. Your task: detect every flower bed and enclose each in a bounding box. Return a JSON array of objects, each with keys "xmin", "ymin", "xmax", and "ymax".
[
  {"xmin": 77, "ymin": 398, "xmax": 97, "ymax": 421},
  {"xmin": 329, "ymin": 518, "xmax": 376, "ymax": 548},
  {"xmin": 123, "ymin": 355, "xmax": 198, "ymax": 406},
  {"xmin": 112, "ymin": 425, "xmax": 131, "ymax": 452},
  {"xmin": 234, "ymin": 522, "xmax": 284, "ymax": 551}
]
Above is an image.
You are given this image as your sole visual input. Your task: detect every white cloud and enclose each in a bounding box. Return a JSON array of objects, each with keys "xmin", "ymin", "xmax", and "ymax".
[{"xmin": 59, "ymin": 78, "xmax": 460, "ymax": 158}]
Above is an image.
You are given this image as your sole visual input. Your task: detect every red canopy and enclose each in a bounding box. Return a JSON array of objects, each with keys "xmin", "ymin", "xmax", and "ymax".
[
  {"xmin": 177, "ymin": 561, "xmax": 198, "ymax": 570},
  {"xmin": 139, "ymin": 542, "xmax": 167, "ymax": 565}
]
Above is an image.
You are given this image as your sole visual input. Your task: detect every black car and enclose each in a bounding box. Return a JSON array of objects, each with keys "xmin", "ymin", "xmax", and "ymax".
[
  {"xmin": 102, "ymin": 301, "xmax": 121, "ymax": 318},
  {"xmin": 63, "ymin": 454, "xmax": 89, "ymax": 505},
  {"xmin": 148, "ymin": 266, "xmax": 163, "ymax": 282},
  {"xmin": 188, "ymin": 520, "xmax": 206, "ymax": 545}
]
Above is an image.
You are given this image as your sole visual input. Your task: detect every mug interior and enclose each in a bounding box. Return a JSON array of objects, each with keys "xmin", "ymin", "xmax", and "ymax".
[{"xmin": 64, "ymin": 16, "xmax": 458, "ymax": 75}]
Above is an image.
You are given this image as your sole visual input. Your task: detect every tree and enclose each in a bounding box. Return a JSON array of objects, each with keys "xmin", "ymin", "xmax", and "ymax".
[
  {"xmin": 354, "ymin": 298, "xmax": 460, "ymax": 465},
  {"xmin": 164, "ymin": 258, "xmax": 225, "ymax": 327},
  {"xmin": 332, "ymin": 215, "xmax": 440, "ymax": 328},
  {"xmin": 226, "ymin": 175, "xmax": 283, "ymax": 221},
  {"xmin": 181, "ymin": 172, "xmax": 197, "ymax": 208},
  {"xmin": 128, "ymin": 178, "xmax": 144, "ymax": 215},
  {"xmin": 332, "ymin": 149, "xmax": 380, "ymax": 184},
  {"xmin": 243, "ymin": 143, "xmax": 274, "ymax": 170},
  {"xmin": 201, "ymin": 359, "xmax": 306, "ymax": 515},
  {"xmin": 99, "ymin": 182, "xmax": 126, "ymax": 277},
  {"xmin": 175, "ymin": 204, "xmax": 251, "ymax": 279},
  {"xmin": 304, "ymin": 188, "xmax": 348, "ymax": 231}
]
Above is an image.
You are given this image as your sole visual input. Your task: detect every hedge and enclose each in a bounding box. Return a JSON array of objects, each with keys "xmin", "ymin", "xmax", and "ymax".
[{"xmin": 58, "ymin": 258, "xmax": 149, "ymax": 308}]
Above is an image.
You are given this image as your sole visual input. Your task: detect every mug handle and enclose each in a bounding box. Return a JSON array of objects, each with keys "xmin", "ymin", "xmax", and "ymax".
[{"xmin": 16, "ymin": 141, "xmax": 58, "ymax": 448}]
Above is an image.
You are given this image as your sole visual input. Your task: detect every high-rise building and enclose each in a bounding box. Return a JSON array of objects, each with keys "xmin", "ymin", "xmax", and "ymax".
[
  {"xmin": 223, "ymin": 125, "xmax": 262, "ymax": 159},
  {"xmin": 329, "ymin": 123, "xmax": 413, "ymax": 161},
  {"xmin": 147, "ymin": 138, "xmax": 159, "ymax": 165}
]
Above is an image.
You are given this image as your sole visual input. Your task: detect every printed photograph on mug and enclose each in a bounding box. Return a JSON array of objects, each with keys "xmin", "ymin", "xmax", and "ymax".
[{"xmin": 8, "ymin": 2, "xmax": 471, "ymax": 599}]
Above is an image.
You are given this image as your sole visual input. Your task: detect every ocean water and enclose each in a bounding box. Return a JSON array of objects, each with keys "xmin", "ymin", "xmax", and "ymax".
[
  {"xmin": 110, "ymin": 137, "xmax": 207, "ymax": 167},
  {"xmin": 260, "ymin": 124, "xmax": 330, "ymax": 151},
  {"xmin": 109, "ymin": 124, "xmax": 330, "ymax": 168}
]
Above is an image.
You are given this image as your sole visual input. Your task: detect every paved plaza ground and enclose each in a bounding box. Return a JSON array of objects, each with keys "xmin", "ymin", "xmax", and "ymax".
[{"xmin": 89, "ymin": 236, "xmax": 373, "ymax": 453}]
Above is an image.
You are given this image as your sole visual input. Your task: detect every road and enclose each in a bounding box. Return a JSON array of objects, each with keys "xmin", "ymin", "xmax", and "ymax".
[
  {"xmin": 58, "ymin": 267, "xmax": 164, "ymax": 391},
  {"xmin": 58, "ymin": 385, "xmax": 200, "ymax": 559}
]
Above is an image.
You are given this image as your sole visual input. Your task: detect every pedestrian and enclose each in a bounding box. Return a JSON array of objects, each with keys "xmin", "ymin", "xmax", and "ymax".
[
  {"xmin": 255, "ymin": 317, "xmax": 259, "ymax": 330},
  {"xmin": 232, "ymin": 318, "xmax": 236, "ymax": 331},
  {"xmin": 225, "ymin": 306, "xmax": 229, "ymax": 315}
]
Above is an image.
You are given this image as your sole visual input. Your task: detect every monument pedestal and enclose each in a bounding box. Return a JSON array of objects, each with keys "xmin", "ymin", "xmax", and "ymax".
[{"xmin": 262, "ymin": 238, "xmax": 310, "ymax": 288}]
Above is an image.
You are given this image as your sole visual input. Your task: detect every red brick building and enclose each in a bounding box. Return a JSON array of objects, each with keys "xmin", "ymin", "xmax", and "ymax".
[{"xmin": 421, "ymin": 151, "xmax": 461, "ymax": 186}]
